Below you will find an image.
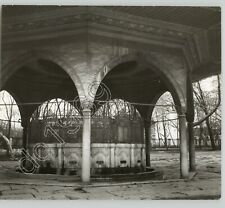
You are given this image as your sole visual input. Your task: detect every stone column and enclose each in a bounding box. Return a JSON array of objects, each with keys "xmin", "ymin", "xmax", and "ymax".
[
  {"xmin": 144, "ymin": 120, "xmax": 151, "ymax": 167},
  {"xmin": 81, "ymin": 108, "xmax": 92, "ymax": 182},
  {"xmin": 21, "ymin": 119, "xmax": 29, "ymax": 168},
  {"xmin": 188, "ymin": 122, "xmax": 196, "ymax": 171},
  {"xmin": 179, "ymin": 114, "xmax": 189, "ymax": 178},
  {"xmin": 186, "ymin": 73, "xmax": 196, "ymax": 171},
  {"xmin": 22, "ymin": 122, "xmax": 28, "ymax": 151}
]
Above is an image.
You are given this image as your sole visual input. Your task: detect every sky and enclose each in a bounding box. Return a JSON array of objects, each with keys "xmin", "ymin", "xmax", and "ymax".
[{"xmin": 199, "ymin": 76, "xmax": 218, "ymax": 92}]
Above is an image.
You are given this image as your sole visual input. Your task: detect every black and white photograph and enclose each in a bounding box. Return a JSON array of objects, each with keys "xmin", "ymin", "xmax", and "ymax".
[{"xmin": 0, "ymin": 3, "xmax": 222, "ymax": 201}]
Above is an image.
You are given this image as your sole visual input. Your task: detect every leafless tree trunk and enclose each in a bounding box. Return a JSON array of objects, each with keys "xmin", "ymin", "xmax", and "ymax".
[
  {"xmin": 162, "ymin": 118, "xmax": 168, "ymax": 150},
  {"xmin": 1, "ymin": 91, "xmax": 15, "ymax": 155},
  {"xmin": 0, "ymin": 131, "xmax": 13, "ymax": 157}
]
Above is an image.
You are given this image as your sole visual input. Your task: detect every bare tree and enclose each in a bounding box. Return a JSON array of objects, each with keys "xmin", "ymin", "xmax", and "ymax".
[
  {"xmin": 193, "ymin": 75, "xmax": 221, "ymax": 150},
  {"xmin": 1, "ymin": 91, "xmax": 15, "ymax": 139},
  {"xmin": 152, "ymin": 92, "xmax": 179, "ymax": 149}
]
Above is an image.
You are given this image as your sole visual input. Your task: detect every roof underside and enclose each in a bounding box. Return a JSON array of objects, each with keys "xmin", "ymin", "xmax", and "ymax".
[
  {"xmin": 2, "ymin": 6, "xmax": 221, "ymax": 82},
  {"xmin": 103, "ymin": 6, "xmax": 221, "ymax": 29},
  {"xmin": 3, "ymin": 6, "xmax": 220, "ymax": 28}
]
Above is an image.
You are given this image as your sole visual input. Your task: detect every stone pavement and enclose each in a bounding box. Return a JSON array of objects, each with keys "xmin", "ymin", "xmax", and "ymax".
[{"xmin": 0, "ymin": 150, "xmax": 221, "ymax": 200}]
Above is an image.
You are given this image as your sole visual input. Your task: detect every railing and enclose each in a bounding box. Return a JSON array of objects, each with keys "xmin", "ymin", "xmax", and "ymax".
[{"xmin": 150, "ymin": 137, "xmax": 221, "ymax": 150}]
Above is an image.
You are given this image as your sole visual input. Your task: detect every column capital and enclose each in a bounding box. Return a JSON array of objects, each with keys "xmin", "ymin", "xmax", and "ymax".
[
  {"xmin": 82, "ymin": 108, "xmax": 92, "ymax": 112},
  {"xmin": 82, "ymin": 108, "xmax": 92, "ymax": 119},
  {"xmin": 80, "ymin": 99, "xmax": 93, "ymax": 112}
]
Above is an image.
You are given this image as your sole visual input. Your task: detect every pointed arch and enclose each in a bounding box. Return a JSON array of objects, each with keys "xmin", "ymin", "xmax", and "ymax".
[
  {"xmin": 93, "ymin": 52, "xmax": 185, "ymax": 110},
  {"xmin": 1, "ymin": 49, "xmax": 85, "ymax": 99}
]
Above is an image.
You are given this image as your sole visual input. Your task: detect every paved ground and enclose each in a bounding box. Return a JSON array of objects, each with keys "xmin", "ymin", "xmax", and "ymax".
[{"xmin": 0, "ymin": 150, "xmax": 221, "ymax": 200}]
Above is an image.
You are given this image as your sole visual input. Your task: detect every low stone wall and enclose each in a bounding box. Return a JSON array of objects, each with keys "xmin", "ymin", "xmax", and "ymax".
[{"xmin": 28, "ymin": 143, "xmax": 146, "ymax": 175}]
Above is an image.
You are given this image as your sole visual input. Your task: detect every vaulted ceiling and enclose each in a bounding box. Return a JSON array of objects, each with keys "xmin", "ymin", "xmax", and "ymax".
[{"xmin": 2, "ymin": 59, "xmax": 78, "ymax": 120}]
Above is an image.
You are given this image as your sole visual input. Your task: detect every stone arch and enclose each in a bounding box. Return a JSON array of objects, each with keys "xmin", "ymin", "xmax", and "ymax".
[
  {"xmin": 146, "ymin": 90, "xmax": 182, "ymax": 121},
  {"xmin": 93, "ymin": 52, "xmax": 185, "ymax": 110},
  {"xmin": 1, "ymin": 50, "xmax": 85, "ymax": 99},
  {"xmin": 95, "ymin": 53, "xmax": 138, "ymax": 86}
]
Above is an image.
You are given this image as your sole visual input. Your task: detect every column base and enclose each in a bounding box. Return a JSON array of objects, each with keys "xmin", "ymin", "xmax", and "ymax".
[{"xmin": 81, "ymin": 181, "xmax": 92, "ymax": 186}]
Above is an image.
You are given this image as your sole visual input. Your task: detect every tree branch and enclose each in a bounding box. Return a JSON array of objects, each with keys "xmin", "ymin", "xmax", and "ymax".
[{"xmin": 193, "ymin": 75, "xmax": 221, "ymax": 127}]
